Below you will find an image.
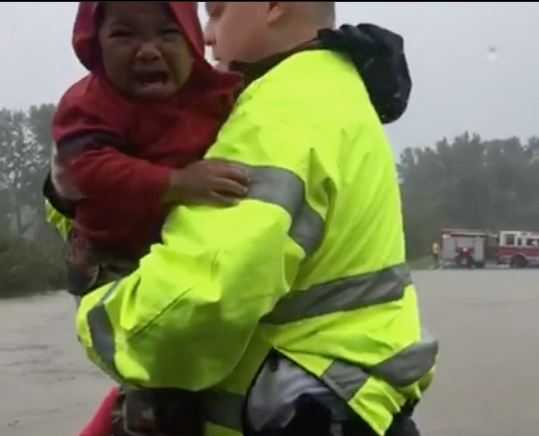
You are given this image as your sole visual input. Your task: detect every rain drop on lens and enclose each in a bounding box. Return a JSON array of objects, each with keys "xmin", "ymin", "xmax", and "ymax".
[{"xmin": 486, "ymin": 45, "xmax": 498, "ymax": 62}]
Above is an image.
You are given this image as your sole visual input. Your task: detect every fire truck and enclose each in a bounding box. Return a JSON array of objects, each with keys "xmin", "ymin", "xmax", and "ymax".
[
  {"xmin": 440, "ymin": 228, "xmax": 496, "ymax": 268},
  {"xmin": 439, "ymin": 228, "xmax": 539, "ymax": 268},
  {"xmin": 497, "ymin": 230, "xmax": 539, "ymax": 268}
]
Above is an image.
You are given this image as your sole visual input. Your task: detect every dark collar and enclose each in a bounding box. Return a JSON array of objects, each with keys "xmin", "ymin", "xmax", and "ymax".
[{"xmin": 230, "ymin": 39, "xmax": 322, "ymax": 89}]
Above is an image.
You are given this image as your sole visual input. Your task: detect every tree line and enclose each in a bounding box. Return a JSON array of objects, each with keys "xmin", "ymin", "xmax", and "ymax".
[
  {"xmin": 0, "ymin": 105, "xmax": 537, "ymax": 296},
  {"xmin": 0, "ymin": 104, "xmax": 66, "ymax": 296},
  {"xmin": 400, "ymin": 133, "xmax": 539, "ymax": 258}
]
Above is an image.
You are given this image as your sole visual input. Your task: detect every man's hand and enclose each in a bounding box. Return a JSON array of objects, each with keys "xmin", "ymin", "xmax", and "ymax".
[{"xmin": 164, "ymin": 159, "xmax": 249, "ymax": 206}]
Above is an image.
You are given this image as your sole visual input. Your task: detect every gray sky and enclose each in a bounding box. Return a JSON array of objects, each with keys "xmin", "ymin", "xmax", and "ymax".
[{"xmin": 0, "ymin": 2, "xmax": 537, "ymax": 150}]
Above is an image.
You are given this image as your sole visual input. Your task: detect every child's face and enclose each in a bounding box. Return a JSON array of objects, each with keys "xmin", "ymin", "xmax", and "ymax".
[{"xmin": 98, "ymin": 2, "xmax": 193, "ymax": 101}]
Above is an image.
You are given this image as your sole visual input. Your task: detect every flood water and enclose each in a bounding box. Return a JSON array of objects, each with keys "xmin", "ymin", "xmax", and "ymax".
[{"xmin": 1, "ymin": 270, "xmax": 538, "ymax": 436}]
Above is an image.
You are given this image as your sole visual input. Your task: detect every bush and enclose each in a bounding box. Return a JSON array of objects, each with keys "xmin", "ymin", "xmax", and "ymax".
[{"xmin": 0, "ymin": 234, "xmax": 66, "ymax": 298}]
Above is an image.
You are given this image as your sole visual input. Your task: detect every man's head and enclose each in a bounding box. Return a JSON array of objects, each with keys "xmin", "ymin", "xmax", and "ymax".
[
  {"xmin": 97, "ymin": 2, "xmax": 194, "ymax": 101},
  {"xmin": 204, "ymin": 2, "xmax": 336, "ymax": 68}
]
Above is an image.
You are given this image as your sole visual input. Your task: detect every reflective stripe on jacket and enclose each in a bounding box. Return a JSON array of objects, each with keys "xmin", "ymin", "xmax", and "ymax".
[{"xmin": 76, "ymin": 50, "xmax": 438, "ymax": 436}]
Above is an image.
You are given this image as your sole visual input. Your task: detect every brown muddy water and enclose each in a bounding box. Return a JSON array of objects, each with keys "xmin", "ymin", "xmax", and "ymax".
[{"xmin": 1, "ymin": 270, "xmax": 539, "ymax": 436}]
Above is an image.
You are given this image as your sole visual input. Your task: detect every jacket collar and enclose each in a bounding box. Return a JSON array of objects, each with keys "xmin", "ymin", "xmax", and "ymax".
[{"xmin": 230, "ymin": 39, "xmax": 321, "ymax": 88}]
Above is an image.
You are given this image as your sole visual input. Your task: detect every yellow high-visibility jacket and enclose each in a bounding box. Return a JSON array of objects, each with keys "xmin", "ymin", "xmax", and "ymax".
[
  {"xmin": 75, "ymin": 50, "xmax": 438, "ymax": 436},
  {"xmin": 45, "ymin": 199, "xmax": 71, "ymax": 240}
]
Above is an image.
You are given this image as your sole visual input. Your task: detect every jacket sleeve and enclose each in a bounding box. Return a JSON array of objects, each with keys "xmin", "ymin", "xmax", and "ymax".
[
  {"xmin": 75, "ymin": 108, "xmax": 333, "ymax": 390},
  {"xmin": 44, "ymin": 199, "xmax": 72, "ymax": 240},
  {"xmin": 65, "ymin": 145, "xmax": 171, "ymax": 204},
  {"xmin": 52, "ymin": 89, "xmax": 171, "ymax": 205}
]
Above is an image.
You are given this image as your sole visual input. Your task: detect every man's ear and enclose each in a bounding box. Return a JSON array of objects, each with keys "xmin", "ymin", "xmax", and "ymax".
[{"xmin": 266, "ymin": 2, "xmax": 288, "ymax": 25}]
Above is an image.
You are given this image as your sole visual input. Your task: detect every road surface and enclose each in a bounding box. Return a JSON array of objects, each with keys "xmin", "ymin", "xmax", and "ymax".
[{"xmin": 1, "ymin": 270, "xmax": 538, "ymax": 436}]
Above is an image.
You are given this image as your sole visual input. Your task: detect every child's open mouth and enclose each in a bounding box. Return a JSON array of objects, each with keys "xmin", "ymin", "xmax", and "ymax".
[
  {"xmin": 130, "ymin": 68, "xmax": 177, "ymax": 99},
  {"xmin": 133, "ymin": 71, "xmax": 170, "ymax": 90}
]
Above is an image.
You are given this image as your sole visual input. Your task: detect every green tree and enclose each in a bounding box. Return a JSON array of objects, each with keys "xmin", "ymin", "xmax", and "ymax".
[
  {"xmin": 399, "ymin": 132, "xmax": 539, "ymax": 258},
  {"xmin": 0, "ymin": 102, "xmax": 537, "ymax": 293},
  {"xmin": 0, "ymin": 105, "xmax": 65, "ymax": 297}
]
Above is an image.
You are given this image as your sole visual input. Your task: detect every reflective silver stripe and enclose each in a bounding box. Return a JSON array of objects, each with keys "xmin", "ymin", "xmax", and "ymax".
[
  {"xmin": 321, "ymin": 359, "xmax": 368, "ymax": 401},
  {"xmin": 263, "ymin": 264, "xmax": 412, "ymax": 325},
  {"xmin": 84, "ymin": 161, "xmax": 436, "ymax": 430},
  {"xmin": 85, "ymin": 164, "xmax": 324, "ymax": 378},
  {"xmin": 241, "ymin": 164, "xmax": 324, "ymax": 255},
  {"xmin": 205, "ymin": 334, "xmax": 438, "ymax": 432},
  {"xmin": 370, "ymin": 331, "xmax": 438, "ymax": 387},
  {"xmin": 322, "ymin": 332, "xmax": 439, "ymax": 402},
  {"xmin": 205, "ymin": 390, "xmax": 245, "ymax": 432},
  {"xmin": 86, "ymin": 316, "xmax": 246, "ymax": 432},
  {"xmin": 86, "ymin": 281, "xmax": 124, "ymax": 379}
]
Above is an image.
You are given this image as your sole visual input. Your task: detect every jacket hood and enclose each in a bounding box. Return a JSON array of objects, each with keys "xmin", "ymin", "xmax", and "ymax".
[
  {"xmin": 71, "ymin": 2, "xmax": 239, "ymax": 90},
  {"xmin": 318, "ymin": 23, "xmax": 412, "ymax": 124}
]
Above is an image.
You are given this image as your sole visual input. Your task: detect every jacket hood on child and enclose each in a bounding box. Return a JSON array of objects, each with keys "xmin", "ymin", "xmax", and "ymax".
[
  {"xmin": 49, "ymin": 2, "xmax": 241, "ymax": 224},
  {"xmin": 52, "ymin": 2, "xmax": 240, "ymax": 150},
  {"xmin": 71, "ymin": 1, "xmax": 239, "ymax": 92}
]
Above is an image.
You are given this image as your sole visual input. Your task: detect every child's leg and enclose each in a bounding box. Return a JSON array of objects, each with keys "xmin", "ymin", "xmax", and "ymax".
[{"xmin": 78, "ymin": 386, "xmax": 121, "ymax": 436}]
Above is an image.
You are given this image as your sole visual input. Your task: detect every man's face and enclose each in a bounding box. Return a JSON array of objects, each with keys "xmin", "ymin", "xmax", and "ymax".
[
  {"xmin": 98, "ymin": 2, "xmax": 193, "ymax": 101},
  {"xmin": 204, "ymin": 2, "xmax": 277, "ymax": 67}
]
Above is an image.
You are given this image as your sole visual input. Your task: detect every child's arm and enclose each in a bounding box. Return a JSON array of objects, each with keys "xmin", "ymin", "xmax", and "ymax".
[
  {"xmin": 53, "ymin": 133, "xmax": 172, "ymax": 205},
  {"xmin": 52, "ymin": 89, "xmax": 172, "ymax": 207},
  {"xmin": 52, "ymin": 84, "xmax": 248, "ymax": 207},
  {"xmin": 53, "ymin": 136, "xmax": 250, "ymax": 207}
]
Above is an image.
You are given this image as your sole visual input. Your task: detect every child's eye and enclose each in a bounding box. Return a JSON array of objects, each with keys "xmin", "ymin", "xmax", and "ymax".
[
  {"xmin": 110, "ymin": 29, "xmax": 133, "ymax": 38},
  {"xmin": 160, "ymin": 27, "xmax": 181, "ymax": 36}
]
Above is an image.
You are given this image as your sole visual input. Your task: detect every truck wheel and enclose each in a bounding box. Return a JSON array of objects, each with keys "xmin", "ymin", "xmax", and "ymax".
[
  {"xmin": 456, "ymin": 254, "xmax": 473, "ymax": 268},
  {"xmin": 510, "ymin": 255, "xmax": 528, "ymax": 269}
]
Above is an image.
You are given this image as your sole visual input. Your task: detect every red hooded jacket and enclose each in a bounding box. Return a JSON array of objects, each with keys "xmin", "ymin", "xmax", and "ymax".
[{"xmin": 49, "ymin": 2, "xmax": 240, "ymax": 255}]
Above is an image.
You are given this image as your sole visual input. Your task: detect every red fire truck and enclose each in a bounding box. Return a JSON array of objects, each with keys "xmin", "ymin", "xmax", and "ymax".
[
  {"xmin": 496, "ymin": 230, "xmax": 539, "ymax": 268},
  {"xmin": 440, "ymin": 228, "xmax": 496, "ymax": 268},
  {"xmin": 440, "ymin": 228, "xmax": 539, "ymax": 268}
]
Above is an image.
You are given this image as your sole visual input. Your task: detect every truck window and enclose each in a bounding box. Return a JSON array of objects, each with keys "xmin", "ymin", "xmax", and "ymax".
[{"xmin": 505, "ymin": 235, "xmax": 515, "ymax": 246}]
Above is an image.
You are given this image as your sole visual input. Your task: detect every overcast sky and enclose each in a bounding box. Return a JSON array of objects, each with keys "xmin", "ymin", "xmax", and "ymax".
[{"xmin": 0, "ymin": 2, "xmax": 537, "ymax": 150}]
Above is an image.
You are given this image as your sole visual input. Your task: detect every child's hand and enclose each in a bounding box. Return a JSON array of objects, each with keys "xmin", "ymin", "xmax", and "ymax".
[{"xmin": 165, "ymin": 159, "xmax": 250, "ymax": 206}]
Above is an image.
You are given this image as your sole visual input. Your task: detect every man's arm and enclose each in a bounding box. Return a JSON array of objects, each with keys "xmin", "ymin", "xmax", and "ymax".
[{"xmin": 76, "ymin": 111, "xmax": 332, "ymax": 390}]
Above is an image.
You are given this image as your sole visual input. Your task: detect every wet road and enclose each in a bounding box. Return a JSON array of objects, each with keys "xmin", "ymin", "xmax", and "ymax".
[
  {"xmin": 1, "ymin": 270, "xmax": 538, "ymax": 436},
  {"xmin": 0, "ymin": 294, "xmax": 109, "ymax": 436}
]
